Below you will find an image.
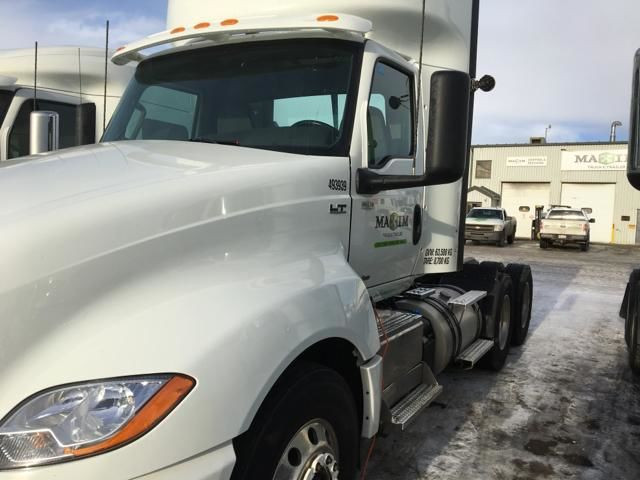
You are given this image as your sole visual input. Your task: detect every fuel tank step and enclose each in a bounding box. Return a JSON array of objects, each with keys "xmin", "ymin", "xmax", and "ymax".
[
  {"xmin": 389, "ymin": 383, "xmax": 443, "ymax": 430},
  {"xmin": 447, "ymin": 289, "xmax": 487, "ymax": 307},
  {"xmin": 456, "ymin": 338, "xmax": 494, "ymax": 368}
]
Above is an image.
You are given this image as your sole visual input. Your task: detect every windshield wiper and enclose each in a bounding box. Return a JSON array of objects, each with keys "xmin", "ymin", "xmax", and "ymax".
[{"xmin": 189, "ymin": 137, "xmax": 240, "ymax": 146}]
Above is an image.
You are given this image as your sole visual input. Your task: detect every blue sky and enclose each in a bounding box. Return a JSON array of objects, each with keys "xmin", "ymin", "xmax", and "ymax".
[{"xmin": 0, "ymin": 0, "xmax": 637, "ymax": 145}]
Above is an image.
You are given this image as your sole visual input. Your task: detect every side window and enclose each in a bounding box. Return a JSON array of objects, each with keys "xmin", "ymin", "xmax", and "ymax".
[
  {"xmin": 367, "ymin": 62, "xmax": 414, "ymax": 168},
  {"xmin": 126, "ymin": 86, "xmax": 198, "ymax": 141},
  {"xmin": 8, "ymin": 99, "xmax": 82, "ymax": 159}
]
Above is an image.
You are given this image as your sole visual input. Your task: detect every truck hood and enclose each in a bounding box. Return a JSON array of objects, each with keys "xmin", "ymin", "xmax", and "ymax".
[{"xmin": 0, "ymin": 140, "xmax": 334, "ymax": 290}]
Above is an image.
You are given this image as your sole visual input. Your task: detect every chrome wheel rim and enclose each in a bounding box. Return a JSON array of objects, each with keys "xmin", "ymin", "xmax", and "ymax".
[
  {"xmin": 521, "ymin": 283, "xmax": 531, "ymax": 329},
  {"xmin": 498, "ymin": 294, "xmax": 511, "ymax": 350},
  {"xmin": 273, "ymin": 419, "xmax": 339, "ymax": 480}
]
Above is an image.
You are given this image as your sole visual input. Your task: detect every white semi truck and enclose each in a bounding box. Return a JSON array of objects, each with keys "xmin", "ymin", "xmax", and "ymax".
[
  {"xmin": 0, "ymin": 1, "xmax": 534, "ymax": 479},
  {"xmin": 622, "ymin": 49, "xmax": 640, "ymax": 373},
  {"xmin": 0, "ymin": 46, "xmax": 133, "ymax": 160}
]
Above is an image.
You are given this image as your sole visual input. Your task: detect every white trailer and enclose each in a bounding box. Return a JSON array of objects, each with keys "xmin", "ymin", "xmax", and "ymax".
[
  {"xmin": 0, "ymin": 46, "xmax": 134, "ymax": 160},
  {"xmin": 0, "ymin": 2, "xmax": 533, "ymax": 479}
]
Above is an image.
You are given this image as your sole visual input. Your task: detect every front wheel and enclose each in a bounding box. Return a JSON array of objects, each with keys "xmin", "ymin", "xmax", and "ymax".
[
  {"xmin": 496, "ymin": 232, "xmax": 506, "ymax": 247},
  {"xmin": 231, "ymin": 363, "xmax": 359, "ymax": 480},
  {"xmin": 507, "ymin": 232, "xmax": 515, "ymax": 244}
]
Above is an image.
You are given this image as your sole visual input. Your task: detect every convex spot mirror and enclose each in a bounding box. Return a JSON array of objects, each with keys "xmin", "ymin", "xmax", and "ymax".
[{"xmin": 357, "ymin": 70, "xmax": 471, "ymax": 194}]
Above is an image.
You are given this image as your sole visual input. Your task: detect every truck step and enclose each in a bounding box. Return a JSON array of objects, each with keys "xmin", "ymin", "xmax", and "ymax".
[
  {"xmin": 447, "ymin": 289, "xmax": 487, "ymax": 307},
  {"xmin": 389, "ymin": 383, "xmax": 443, "ymax": 430},
  {"xmin": 456, "ymin": 338, "xmax": 494, "ymax": 368}
]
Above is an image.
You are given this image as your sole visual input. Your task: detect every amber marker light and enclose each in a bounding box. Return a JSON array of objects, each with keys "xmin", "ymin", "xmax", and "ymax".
[
  {"xmin": 317, "ymin": 15, "xmax": 339, "ymax": 22},
  {"xmin": 65, "ymin": 375, "xmax": 195, "ymax": 457},
  {"xmin": 194, "ymin": 22, "xmax": 211, "ymax": 29},
  {"xmin": 170, "ymin": 26, "xmax": 186, "ymax": 34},
  {"xmin": 220, "ymin": 18, "xmax": 239, "ymax": 26}
]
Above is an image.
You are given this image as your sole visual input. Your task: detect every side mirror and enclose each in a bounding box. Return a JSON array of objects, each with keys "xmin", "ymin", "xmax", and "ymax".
[
  {"xmin": 29, "ymin": 111, "xmax": 59, "ymax": 155},
  {"xmin": 357, "ymin": 70, "xmax": 470, "ymax": 194},
  {"xmin": 628, "ymin": 49, "xmax": 640, "ymax": 189},
  {"xmin": 589, "ymin": 218, "xmax": 596, "ymax": 224}
]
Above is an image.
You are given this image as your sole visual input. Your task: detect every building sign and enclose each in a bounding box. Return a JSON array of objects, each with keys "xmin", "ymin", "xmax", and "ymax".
[
  {"xmin": 506, "ymin": 156, "xmax": 548, "ymax": 167},
  {"xmin": 561, "ymin": 149, "xmax": 627, "ymax": 171}
]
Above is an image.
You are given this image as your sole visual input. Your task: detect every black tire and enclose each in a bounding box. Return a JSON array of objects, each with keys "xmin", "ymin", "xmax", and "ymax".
[
  {"xmin": 625, "ymin": 270, "xmax": 640, "ymax": 373},
  {"xmin": 232, "ymin": 362, "xmax": 359, "ymax": 480},
  {"xmin": 480, "ymin": 260, "xmax": 505, "ymax": 273},
  {"xmin": 507, "ymin": 233, "xmax": 515, "ymax": 245},
  {"xmin": 496, "ymin": 232, "xmax": 506, "ymax": 247},
  {"xmin": 481, "ymin": 275, "xmax": 513, "ymax": 371},
  {"xmin": 581, "ymin": 236, "xmax": 590, "ymax": 252},
  {"xmin": 539, "ymin": 239, "xmax": 548, "ymax": 249},
  {"xmin": 506, "ymin": 264, "xmax": 533, "ymax": 346}
]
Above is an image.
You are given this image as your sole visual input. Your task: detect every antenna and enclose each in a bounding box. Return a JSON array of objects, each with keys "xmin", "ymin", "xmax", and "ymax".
[
  {"xmin": 103, "ymin": 19, "xmax": 109, "ymax": 134},
  {"xmin": 414, "ymin": 0, "xmax": 426, "ymax": 172},
  {"xmin": 33, "ymin": 41, "xmax": 38, "ymax": 110}
]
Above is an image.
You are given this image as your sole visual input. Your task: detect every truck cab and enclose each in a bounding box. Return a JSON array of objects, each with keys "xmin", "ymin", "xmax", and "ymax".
[
  {"xmin": 0, "ymin": 3, "xmax": 534, "ymax": 479},
  {"xmin": 0, "ymin": 47, "xmax": 133, "ymax": 160}
]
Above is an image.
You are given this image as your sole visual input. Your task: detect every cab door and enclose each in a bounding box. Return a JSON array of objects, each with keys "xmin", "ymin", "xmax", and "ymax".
[{"xmin": 348, "ymin": 42, "xmax": 424, "ymax": 292}]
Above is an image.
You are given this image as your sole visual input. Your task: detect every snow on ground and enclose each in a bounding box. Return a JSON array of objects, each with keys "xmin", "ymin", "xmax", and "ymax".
[{"xmin": 367, "ymin": 242, "xmax": 640, "ymax": 480}]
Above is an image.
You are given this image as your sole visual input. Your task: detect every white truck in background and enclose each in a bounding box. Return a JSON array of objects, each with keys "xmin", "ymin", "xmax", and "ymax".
[
  {"xmin": 539, "ymin": 207, "xmax": 594, "ymax": 251},
  {"xmin": 465, "ymin": 207, "xmax": 517, "ymax": 246},
  {"xmin": 0, "ymin": 46, "xmax": 133, "ymax": 160},
  {"xmin": 0, "ymin": 1, "xmax": 535, "ymax": 479}
]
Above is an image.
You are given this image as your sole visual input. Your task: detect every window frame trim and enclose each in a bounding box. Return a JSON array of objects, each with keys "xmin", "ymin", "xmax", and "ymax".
[{"xmin": 365, "ymin": 57, "xmax": 417, "ymax": 170}]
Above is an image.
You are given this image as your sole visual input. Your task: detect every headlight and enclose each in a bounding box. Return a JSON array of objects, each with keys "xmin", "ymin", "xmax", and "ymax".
[
  {"xmin": 494, "ymin": 224, "xmax": 504, "ymax": 231},
  {"xmin": 0, "ymin": 374, "xmax": 194, "ymax": 469}
]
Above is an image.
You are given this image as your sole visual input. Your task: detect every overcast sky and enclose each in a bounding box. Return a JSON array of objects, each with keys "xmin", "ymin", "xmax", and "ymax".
[{"xmin": 0, "ymin": 0, "xmax": 637, "ymax": 145}]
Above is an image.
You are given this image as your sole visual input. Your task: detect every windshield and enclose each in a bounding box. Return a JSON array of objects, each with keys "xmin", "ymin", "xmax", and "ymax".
[
  {"xmin": 104, "ymin": 39, "xmax": 361, "ymax": 156},
  {"xmin": 467, "ymin": 209, "xmax": 503, "ymax": 220},
  {"xmin": 547, "ymin": 209, "xmax": 586, "ymax": 220},
  {"xmin": 0, "ymin": 90, "xmax": 13, "ymax": 127}
]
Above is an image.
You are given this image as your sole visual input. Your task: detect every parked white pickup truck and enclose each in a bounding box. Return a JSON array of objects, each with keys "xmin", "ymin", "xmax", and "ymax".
[
  {"xmin": 465, "ymin": 207, "xmax": 517, "ymax": 247},
  {"xmin": 539, "ymin": 207, "xmax": 594, "ymax": 251}
]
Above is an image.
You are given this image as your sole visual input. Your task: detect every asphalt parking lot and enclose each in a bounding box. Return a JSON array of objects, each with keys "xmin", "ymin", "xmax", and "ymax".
[{"xmin": 367, "ymin": 241, "xmax": 640, "ymax": 480}]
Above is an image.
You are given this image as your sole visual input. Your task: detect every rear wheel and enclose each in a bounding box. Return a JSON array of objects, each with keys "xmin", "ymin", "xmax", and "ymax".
[
  {"xmin": 232, "ymin": 363, "xmax": 359, "ymax": 480},
  {"xmin": 481, "ymin": 275, "xmax": 513, "ymax": 371},
  {"xmin": 580, "ymin": 236, "xmax": 590, "ymax": 252},
  {"xmin": 506, "ymin": 264, "xmax": 533, "ymax": 346},
  {"xmin": 539, "ymin": 239, "xmax": 549, "ymax": 249}
]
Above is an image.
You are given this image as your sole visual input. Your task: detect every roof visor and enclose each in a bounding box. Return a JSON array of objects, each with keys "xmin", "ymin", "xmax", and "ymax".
[{"xmin": 112, "ymin": 13, "xmax": 372, "ymax": 65}]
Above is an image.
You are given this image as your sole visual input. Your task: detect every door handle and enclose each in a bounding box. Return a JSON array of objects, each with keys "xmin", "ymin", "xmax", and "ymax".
[{"xmin": 413, "ymin": 204, "xmax": 422, "ymax": 245}]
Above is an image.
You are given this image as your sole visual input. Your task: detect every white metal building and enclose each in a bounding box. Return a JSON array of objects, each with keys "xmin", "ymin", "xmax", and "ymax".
[{"xmin": 468, "ymin": 141, "xmax": 640, "ymax": 244}]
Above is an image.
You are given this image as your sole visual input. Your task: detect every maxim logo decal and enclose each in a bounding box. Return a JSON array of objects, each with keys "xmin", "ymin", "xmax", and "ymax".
[
  {"xmin": 574, "ymin": 152, "xmax": 625, "ymax": 165},
  {"xmin": 375, "ymin": 213, "xmax": 409, "ymax": 231}
]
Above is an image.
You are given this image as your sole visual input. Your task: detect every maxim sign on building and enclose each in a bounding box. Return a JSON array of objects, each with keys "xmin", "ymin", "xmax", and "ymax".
[{"xmin": 560, "ymin": 149, "xmax": 627, "ymax": 171}]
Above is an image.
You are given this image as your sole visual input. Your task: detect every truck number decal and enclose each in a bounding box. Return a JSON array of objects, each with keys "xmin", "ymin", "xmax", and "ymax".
[
  {"xmin": 423, "ymin": 248, "xmax": 453, "ymax": 265},
  {"xmin": 328, "ymin": 179, "xmax": 347, "ymax": 191}
]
